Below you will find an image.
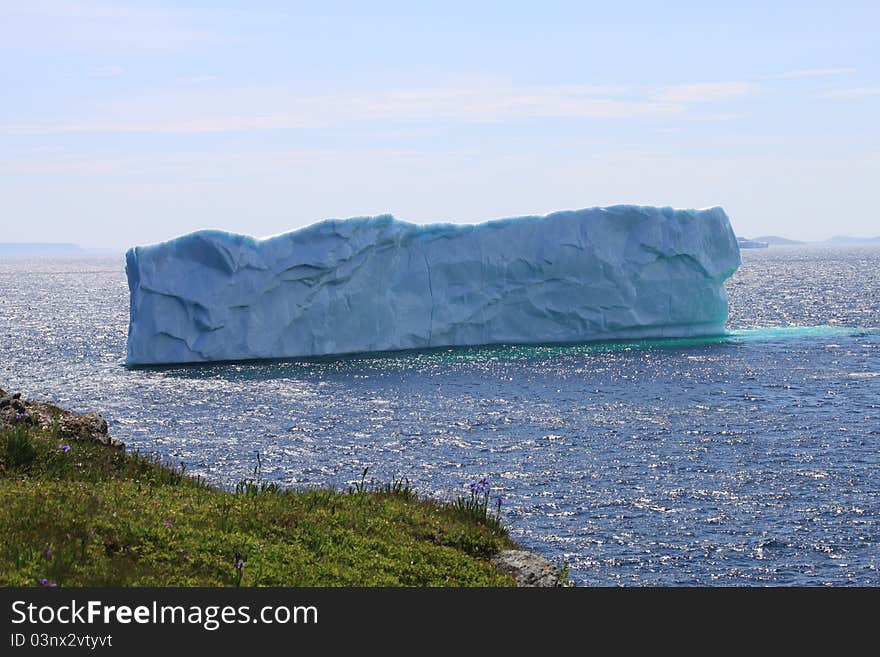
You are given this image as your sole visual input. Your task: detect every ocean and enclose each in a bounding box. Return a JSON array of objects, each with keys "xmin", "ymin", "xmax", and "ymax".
[{"xmin": 1, "ymin": 245, "xmax": 878, "ymax": 585}]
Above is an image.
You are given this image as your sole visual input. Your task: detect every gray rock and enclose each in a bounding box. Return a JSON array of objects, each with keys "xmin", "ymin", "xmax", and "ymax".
[
  {"xmin": 0, "ymin": 389, "xmax": 123, "ymax": 449},
  {"xmin": 59, "ymin": 411, "xmax": 111, "ymax": 442},
  {"xmin": 492, "ymin": 550, "xmax": 568, "ymax": 587}
]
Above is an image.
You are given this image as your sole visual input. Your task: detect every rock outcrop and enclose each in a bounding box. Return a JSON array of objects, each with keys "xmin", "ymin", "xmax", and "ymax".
[
  {"xmin": 0, "ymin": 387, "xmax": 123, "ymax": 448},
  {"xmin": 492, "ymin": 549, "xmax": 571, "ymax": 587}
]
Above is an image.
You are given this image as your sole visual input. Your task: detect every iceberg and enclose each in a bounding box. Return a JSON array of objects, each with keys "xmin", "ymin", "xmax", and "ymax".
[{"xmin": 124, "ymin": 205, "xmax": 741, "ymax": 365}]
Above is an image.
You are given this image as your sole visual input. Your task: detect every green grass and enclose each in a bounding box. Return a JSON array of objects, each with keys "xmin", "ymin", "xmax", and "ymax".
[{"xmin": 0, "ymin": 421, "xmax": 516, "ymax": 587}]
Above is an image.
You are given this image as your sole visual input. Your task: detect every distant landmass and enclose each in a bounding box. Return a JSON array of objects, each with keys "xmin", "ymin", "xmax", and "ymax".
[
  {"xmin": 752, "ymin": 235, "xmax": 805, "ymax": 246},
  {"xmin": 0, "ymin": 243, "xmax": 83, "ymax": 255},
  {"xmin": 0, "ymin": 243, "xmax": 115, "ymax": 255},
  {"xmin": 736, "ymin": 235, "xmax": 880, "ymax": 247},
  {"xmin": 825, "ymin": 235, "xmax": 880, "ymax": 245},
  {"xmin": 736, "ymin": 236, "xmax": 769, "ymax": 249}
]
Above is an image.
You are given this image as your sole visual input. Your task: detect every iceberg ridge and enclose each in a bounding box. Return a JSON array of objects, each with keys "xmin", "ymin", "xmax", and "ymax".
[{"xmin": 124, "ymin": 205, "xmax": 741, "ymax": 365}]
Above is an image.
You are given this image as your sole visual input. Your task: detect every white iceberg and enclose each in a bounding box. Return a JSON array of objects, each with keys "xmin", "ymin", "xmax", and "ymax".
[{"xmin": 124, "ymin": 205, "xmax": 741, "ymax": 365}]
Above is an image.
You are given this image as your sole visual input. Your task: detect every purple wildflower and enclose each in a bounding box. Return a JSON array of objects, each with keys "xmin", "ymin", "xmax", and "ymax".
[
  {"xmin": 469, "ymin": 477, "xmax": 490, "ymax": 495},
  {"xmin": 37, "ymin": 578, "xmax": 57, "ymax": 587},
  {"xmin": 163, "ymin": 520, "xmax": 173, "ymax": 528},
  {"xmin": 235, "ymin": 560, "xmax": 245, "ymax": 571},
  {"xmin": 15, "ymin": 412, "xmax": 30, "ymax": 422},
  {"xmin": 41, "ymin": 547, "xmax": 54, "ymax": 558},
  {"xmin": 59, "ymin": 444, "xmax": 71, "ymax": 453}
]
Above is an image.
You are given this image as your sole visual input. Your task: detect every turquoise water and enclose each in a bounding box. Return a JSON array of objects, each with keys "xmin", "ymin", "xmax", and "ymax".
[{"xmin": 1, "ymin": 246, "xmax": 878, "ymax": 585}]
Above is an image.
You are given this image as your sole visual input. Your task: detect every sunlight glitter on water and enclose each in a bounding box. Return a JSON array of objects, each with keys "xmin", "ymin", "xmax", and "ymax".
[{"xmin": 1, "ymin": 246, "xmax": 879, "ymax": 584}]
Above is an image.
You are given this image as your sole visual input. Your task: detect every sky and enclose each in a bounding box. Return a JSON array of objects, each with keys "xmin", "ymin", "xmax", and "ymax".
[{"xmin": 1, "ymin": 1, "xmax": 879, "ymax": 249}]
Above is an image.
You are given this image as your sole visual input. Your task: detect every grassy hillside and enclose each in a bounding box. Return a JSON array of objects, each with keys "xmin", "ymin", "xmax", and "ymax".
[{"xmin": 0, "ymin": 398, "xmax": 516, "ymax": 587}]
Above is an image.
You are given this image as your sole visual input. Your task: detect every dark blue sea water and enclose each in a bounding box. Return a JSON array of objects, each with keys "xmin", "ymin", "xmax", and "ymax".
[{"xmin": 1, "ymin": 246, "xmax": 878, "ymax": 585}]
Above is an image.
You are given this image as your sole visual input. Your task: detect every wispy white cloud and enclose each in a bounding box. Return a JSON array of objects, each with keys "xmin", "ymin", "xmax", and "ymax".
[
  {"xmin": 0, "ymin": 116, "xmax": 307, "ymax": 136},
  {"xmin": 759, "ymin": 67, "xmax": 856, "ymax": 79},
  {"xmin": 0, "ymin": 77, "xmax": 766, "ymax": 136},
  {"xmin": 89, "ymin": 65, "xmax": 125, "ymax": 77},
  {"xmin": 177, "ymin": 75, "xmax": 221, "ymax": 85},
  {"xmin": 0, "ymin": 84, "xmax": 687, "ymax": 135},
  {"xmin": 344, "ymin": 86, "xmax": 681, "ymax": 122},
  {"xmin": 679, "ymin": 112, "xmax": 750, "ymax": 122},
  {"xmin": 0, "ymin": 145, "xmax": 433, "ymax": 177},
  {"xmin": 0, "ymin": 0, "xmax": 234, "ymax": 53},
  {"xmin": 654, "ymin": 81, "xmax": 757, "ymax": 103},
  {"xmin": 819, "ymin": 87, "xmax": 880, "ymax": 100}
]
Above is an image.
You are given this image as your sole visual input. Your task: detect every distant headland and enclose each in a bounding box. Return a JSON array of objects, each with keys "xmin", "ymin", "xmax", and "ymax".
[
  {"xmin": 0, "ymin": 243, "xmax": 115, "ymax": 256},
  {"xmin": 737, "ymin": 235, "xmax": 880, "ymax": 247}
]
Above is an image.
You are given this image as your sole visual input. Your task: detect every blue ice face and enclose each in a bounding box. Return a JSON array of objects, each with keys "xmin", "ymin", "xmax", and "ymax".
[{"xmin": 124, "ymin": 205, "xmax": 741, "ymax": 365}]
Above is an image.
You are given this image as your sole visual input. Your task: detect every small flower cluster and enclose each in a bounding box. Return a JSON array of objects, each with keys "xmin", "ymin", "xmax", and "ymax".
[
  {"xmin": 59, "ymin": 444, "xmax": 71, "ymax": 453},
  {"xmin": 469, "ymin": 477, "xmax": 490, "ymax": 495},
  {"xmin": 15, "ymin": 412, "xmax": 30, "ymax": 423},
  {"xmin": 469, "ymin": 478, "xmax": 504, "ymax": 510},
  {"xmin": 455, "ymin": 476, "xmax": 506, "ymax": 529},
  {"xmin": 234, "ymin": 550, "xmax": 246, "ymax": 586},
  {"xmin": 37, "ymin": 546, "xmax": 57, "ymax": 587}
]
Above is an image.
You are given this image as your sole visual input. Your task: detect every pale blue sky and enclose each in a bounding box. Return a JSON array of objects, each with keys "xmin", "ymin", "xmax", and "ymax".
[{"xmin": 2, "ymin": 0, "xmax": 878, "ymax": 248}]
